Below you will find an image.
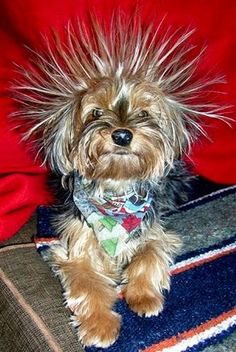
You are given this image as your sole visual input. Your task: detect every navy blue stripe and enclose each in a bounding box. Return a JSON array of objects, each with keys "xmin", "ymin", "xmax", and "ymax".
[
  {"xmin": 37, "ymin": 206, "xmax": 56, "ymax": 236},
  {"xmin": 86, "ymin": 252, "xmax": 236, "ymax": 352}
]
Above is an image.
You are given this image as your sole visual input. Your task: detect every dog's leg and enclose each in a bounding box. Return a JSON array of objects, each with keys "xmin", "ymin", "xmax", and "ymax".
[
  {"xmin": 122, "ymin": 227, "xmax": 181, "ymax": 317},
  {"xmin": 53, "ymin": 220, "xmax": 120, "ymax": 348},
  {"xmin": 59, "ymin": 259, "xmax": 120, "ymax": 347}
]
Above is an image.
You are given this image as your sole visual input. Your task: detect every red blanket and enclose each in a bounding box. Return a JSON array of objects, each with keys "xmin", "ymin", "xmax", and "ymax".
[{"xmin": 1, "ymin": 0, "xmax": 236, "ymax": 241}]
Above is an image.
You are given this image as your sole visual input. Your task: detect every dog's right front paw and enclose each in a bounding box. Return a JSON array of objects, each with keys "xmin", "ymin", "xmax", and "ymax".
[
  {"xmin": 122, "ymin": 284, "xmax": 164, "ymax": 317},
  {"xmin": 75, "ymin": 311, "xmax": 121, "ymax": 348}
]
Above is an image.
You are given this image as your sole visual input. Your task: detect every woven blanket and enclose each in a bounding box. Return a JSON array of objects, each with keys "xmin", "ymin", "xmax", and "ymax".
[
  {"xmin": 84, "ymin": 236, "xmax": 236, "ymax": 352},
  {"xmin": 36, "ymin": 186, "xmax": 236, "ymax": 352}
]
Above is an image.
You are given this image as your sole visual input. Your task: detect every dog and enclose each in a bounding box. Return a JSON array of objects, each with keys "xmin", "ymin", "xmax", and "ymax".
[{"xmin": 14, "ymin": 14, "xmax": 225, "ymax": 348}]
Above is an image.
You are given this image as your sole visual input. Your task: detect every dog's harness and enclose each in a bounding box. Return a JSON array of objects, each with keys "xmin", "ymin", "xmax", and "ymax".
[{"xmin": 73, "ymin": 174, "xmax": 152, "ymax": 257}]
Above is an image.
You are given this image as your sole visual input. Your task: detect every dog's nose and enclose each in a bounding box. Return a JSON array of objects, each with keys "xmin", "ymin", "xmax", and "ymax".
[{"xmin": 112, "ymin": 129, "xmax": 133, "ymax": 146}]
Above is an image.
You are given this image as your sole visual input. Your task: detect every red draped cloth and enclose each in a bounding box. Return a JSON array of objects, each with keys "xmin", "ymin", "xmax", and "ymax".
[{"xmin": 0, "ymin": 0, "xmax": 235, "ymax": 241}]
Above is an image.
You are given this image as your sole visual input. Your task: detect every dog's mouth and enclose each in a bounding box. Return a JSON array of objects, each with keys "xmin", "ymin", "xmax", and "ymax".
[{"xmin": 102, "ymin": 150, "xmax": 139, "ymax": 157}]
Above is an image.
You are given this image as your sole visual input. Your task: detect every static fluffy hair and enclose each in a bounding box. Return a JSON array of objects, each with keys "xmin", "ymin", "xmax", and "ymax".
[{"xmin": 13, "ymin": 15, "xmax": 225, "ymax": 177}]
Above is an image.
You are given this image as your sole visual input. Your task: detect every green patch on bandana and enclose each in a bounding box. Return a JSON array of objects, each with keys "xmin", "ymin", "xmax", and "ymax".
[
  {"xmin": 101, "ymin": 238, "xmax": 119, "ymax": 257},
  {"xmin": 100, "ymin": 216, "xmax": 118, "ymax": 231}
]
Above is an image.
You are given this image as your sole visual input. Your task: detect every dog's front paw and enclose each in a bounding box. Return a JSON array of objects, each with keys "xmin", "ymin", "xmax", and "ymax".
[
  {"xmin": 75, "ymin": 311, "xmax": 121, "ymax": 348},
  {"xmin": 123, "ymin": 285, "xmax": 164, "ymax": 317}
]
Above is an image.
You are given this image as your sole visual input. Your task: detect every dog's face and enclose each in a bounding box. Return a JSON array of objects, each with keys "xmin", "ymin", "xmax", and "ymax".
[
  {"xmin": 16, "ymin": 19, "xmax": 223, "ymax": 181},
  {"xmin": 73, "ymin": 78, "xmax": 188, "ymax": 181}
]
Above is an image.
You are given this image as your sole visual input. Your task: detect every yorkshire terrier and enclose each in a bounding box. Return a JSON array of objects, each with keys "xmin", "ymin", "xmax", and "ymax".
[{"xmin": 14, "ymin": 14, "xmax": 225, "ymax": 348}]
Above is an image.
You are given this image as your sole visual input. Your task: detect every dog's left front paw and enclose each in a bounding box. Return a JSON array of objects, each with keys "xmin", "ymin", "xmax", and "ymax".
[
  {"xmin": 123, "ymin": 286, "xmax": 164, "ymax": 317},
  {"xmin": 75, "ymin": 310, "xmax": 121, "ymax": 348}
]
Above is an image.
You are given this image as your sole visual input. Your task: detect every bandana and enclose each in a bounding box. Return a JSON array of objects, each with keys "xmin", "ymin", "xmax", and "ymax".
[{"xmin": 73, "ymin": 174, "xmax": 152, "ymax": 257}]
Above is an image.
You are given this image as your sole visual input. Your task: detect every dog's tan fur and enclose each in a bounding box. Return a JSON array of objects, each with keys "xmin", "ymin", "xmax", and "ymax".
[
  {"xmin": 14, "ymin": 14, "xmax": 226, "ymax": 348},
  {"xmin": 52, "ymin": 212, "xmax": 180, "ymax": 346}
]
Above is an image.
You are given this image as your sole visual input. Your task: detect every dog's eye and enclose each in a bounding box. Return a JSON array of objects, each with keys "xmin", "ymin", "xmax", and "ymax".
[
  {"xmin": 92, "ymin": 108, "xmax": 104, "ymax": 118},
  {"xmin": 138, "ymin": 110, "xmax": 149, "ymax": 118}
]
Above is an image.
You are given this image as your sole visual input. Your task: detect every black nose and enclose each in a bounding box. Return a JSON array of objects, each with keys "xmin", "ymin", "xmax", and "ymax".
[{"xmin": 112, "ymin": 129, "xmax": 133, "ymax": 146}]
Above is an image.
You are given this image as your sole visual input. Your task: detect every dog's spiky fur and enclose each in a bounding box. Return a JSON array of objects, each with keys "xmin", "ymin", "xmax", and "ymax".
[{"xmin": 13, "ymin": 14, "xmax": 226, "ymax": 347}]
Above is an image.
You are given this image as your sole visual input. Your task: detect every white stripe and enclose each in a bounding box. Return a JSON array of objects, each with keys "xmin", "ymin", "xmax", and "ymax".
[
  {"xmin": 35, "ymin": 240, "xmax": 60, "ymax": 248},
  {"xmin": 161, "ymin": 314, "xmax": 236, "ymax": 352},
  {"xmin": 179, "ymin": 185, "xmax": 236, "ymax": 210},
  {"xmin": 170, "ymin": 242, "xmax": 236, "ymax": 272}
]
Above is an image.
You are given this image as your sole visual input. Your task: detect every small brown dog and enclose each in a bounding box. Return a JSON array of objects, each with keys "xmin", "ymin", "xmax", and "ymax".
[{"xmin": 14, "ymin": 15, "xmax": 225, "ymax": 348}]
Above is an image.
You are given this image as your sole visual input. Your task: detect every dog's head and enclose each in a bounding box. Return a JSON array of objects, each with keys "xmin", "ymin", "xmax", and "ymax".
[
  {"xmin": 74, "ymin": 77, "xmax": 189, "ymax": 181},
  {"xmin": 14, "ymin": 17, "xmax": 224, "ymax": 182}
]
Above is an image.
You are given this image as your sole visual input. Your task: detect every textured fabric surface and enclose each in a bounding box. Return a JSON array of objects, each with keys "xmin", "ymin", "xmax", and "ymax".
[
  {"xmin": 1, "ymin": 187, "xmax": 236, "ymax": 351},
  {"xmin": 0, "ymin": 277, "xmax": 56, "ymax": 352},
  {"xmin": 167, "ymin": 187, "xmax": 236, "ymax": 254},
  {"xmin": 0, "ymin": 246, "xmax": 83, "ymax": 352}
]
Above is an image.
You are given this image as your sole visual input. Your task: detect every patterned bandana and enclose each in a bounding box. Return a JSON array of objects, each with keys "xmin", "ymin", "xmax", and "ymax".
[{"xmin": 73, "ymin": 174, "xmax": 152, "ymax": 257}]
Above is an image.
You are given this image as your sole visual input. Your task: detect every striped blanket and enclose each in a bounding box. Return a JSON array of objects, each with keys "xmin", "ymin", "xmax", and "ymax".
[
  {"xmin": 36, "ymin": 186, "xmax": 236, "ymax": 352},
  {"xmin": 85, "ymin": 236, "xmax": 236, "ymax": 352}
]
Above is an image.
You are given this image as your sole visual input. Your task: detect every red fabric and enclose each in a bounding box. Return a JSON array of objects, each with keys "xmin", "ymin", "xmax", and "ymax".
[{"xmin": 0, "ymin": 0, "xmax": 235, "ymax": 241}]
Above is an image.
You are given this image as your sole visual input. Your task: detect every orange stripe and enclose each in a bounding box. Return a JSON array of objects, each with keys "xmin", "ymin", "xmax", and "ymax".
[
  {"xmin": 0, "ymin": 269, "xmax": 63, "ymax": 352},
  {"xmin": 0, "ymin": 243, "xmax": 35, "ymax": 253},
  {"xmin": 170, "ymin": 246, "xmax": 236, "ymax": 275},
  {"xmin": 143, "ymin": 307, "xmax": 236, "ymax": 352}
]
